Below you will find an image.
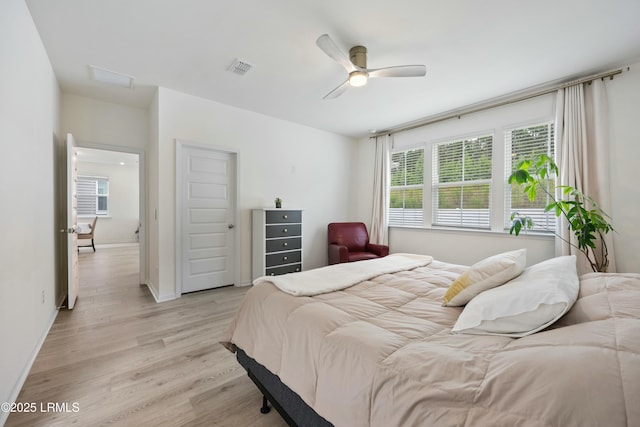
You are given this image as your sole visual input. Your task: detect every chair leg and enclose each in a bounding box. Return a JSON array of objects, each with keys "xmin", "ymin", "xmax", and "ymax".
[{"xmin": 92, "ymin": 238, "xmax": 95, "ymax": 252}]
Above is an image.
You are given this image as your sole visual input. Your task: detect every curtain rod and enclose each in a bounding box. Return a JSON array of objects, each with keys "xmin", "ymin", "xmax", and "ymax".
[{"xmin": 370, "ymin": 67, "xmax": 625, "ymax": 138}]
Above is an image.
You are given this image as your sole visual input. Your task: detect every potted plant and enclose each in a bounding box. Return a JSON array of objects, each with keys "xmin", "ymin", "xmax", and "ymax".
[
  {"xmin": 508, "ymin": 154, "xmax": 614, "ymax": 272},
  {"xmin": 275, "ymin": 197, "xmax": 282, "ymax": 208}
]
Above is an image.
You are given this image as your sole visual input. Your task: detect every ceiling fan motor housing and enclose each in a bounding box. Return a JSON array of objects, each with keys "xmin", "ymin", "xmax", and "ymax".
[{"xmin": 349, "ymin": 46, "xmax": 367, "ymax": 68}]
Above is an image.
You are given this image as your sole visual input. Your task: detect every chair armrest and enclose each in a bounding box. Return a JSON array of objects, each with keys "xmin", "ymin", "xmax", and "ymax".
[
  {"xmin": 366, "ymin": 243, "xmax": 389, "ymax": 257},
  {"xmin": 328, "ymin": 243, "xmax": 349, "ymax": 265}
]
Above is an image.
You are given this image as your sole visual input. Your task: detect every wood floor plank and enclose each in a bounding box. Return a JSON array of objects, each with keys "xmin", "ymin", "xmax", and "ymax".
[{"xmin": 6, "ymin": 245, "xmax": 287, "ymax": 427}]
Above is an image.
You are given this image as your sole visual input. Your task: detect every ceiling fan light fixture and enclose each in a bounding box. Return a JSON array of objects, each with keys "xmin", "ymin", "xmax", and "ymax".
[
  {"xmin": 316, "ymin": 34, "xmax": 426, "ymax": 99},
  {"xmin": 349, "ymin": 70, "xmax": 368, "ymax": 87}
]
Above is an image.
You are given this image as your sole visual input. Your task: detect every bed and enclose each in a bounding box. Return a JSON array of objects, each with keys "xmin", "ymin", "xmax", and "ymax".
[{"xmin": 221, "ymin": 253, "xmax": 640, "ymax": 427}]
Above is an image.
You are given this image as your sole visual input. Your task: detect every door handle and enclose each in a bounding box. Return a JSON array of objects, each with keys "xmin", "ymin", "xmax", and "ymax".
[
  {"xmin": 60, "ymin": 228, "xmax": 76, "ymax": 234},
  {"xmin": 228, "ymin": 224, "xmax": 235, "ymax": 229}
]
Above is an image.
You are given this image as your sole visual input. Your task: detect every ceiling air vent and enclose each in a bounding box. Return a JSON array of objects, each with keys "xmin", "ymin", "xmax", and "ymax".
[
  {"xmin": 227, "ymin": 58, "xmax": 254, "ymax": 76},
  {"xmin": 89, "ymin": 65, "xmax": 134, "ymax": 88}
]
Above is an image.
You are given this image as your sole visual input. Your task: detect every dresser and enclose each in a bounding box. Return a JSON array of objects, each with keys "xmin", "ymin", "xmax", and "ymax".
[{"xmin": 252, "ymin": 209, "xmax": 303, "ymax": 280}]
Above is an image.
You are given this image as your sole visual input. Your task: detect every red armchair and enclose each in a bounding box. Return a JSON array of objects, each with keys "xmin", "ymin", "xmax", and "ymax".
[{"xmin": 327, "ymin": 222, "xmax": 389, "ymax": 265}]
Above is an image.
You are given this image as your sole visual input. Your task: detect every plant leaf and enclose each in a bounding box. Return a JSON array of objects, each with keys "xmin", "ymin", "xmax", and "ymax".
[{"xmin": 510, "ymin": 169, "xmax": 529, "ymax": 185}]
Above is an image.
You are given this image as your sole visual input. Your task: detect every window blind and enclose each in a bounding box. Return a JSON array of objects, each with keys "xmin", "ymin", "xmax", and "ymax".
[
  {"xmin": 389, "ymin": 148, "xmax": 424, "ymax": 226},
  {"xmin": 432, "ymin": 135, "xmax": 492, "ymax": 228},
  {"xmin": 77, "ymin": 176, "xmax": 108, "ymax": 216},
  {"xmin": 504, "ymin": 122, "xmax": 555, "ymax": 231}
]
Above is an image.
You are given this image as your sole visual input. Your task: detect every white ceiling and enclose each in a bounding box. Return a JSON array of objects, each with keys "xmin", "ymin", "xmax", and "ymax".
[
  {"xmin": 26, "ymin": 0, "xmax": 640, "ymax": 138},
  {"xmin": 76, "ymin": 147, "xmax": 138, "ymax": 166}
]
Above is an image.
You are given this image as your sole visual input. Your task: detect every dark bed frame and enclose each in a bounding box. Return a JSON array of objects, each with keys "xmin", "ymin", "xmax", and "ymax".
[{"xmin": 236, "ymin": 348, "xmax": 333, "ymax": 427}]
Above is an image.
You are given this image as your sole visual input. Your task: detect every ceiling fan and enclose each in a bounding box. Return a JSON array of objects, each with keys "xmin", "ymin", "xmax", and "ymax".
[{"xmin": 316, "ymin": 34, "xmax": 427, "ymax": 99}]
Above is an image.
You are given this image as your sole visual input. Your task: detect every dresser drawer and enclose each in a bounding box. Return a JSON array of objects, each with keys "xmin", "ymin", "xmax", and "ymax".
[
  {"xmin": 266, "ymin": 210, "xmax": 302, "ymax": 224},
  {"xmin": 266, "ymin": 237, "xmax": 301, "ymax": 253},
  {"xmin": 266, "ymin": 250, "xmax": 302, "ymax": 267},
  {"xmin": 253, "ymin": 209, "xmax": 303, "ymax": 281},
  {"xmin": 266, "ymin": 263, "xmax": 302, "ymax": 276},
  {"xmin": 266, "ymin": 224, "xmax": 301, "ymax": 238}
]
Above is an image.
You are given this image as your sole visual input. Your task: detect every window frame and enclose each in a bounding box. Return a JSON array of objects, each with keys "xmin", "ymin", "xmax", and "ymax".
[
  {"xmin": 504, "ymin": 121, "xmax": 555, "ymax": 232},
  {"xmin": 77, "ymin": 175, "xmax": 109, "ymax": 216},
  {"xmin": 385, "ymin": 94, "xmax": 556, "ymax": 234},
  {"xmin": 431, "ymin": 134, "xmax": 494, "ymax": 229},
  {"xmin": 389, "ymin": 147, "xmax": 425, "ymax": 227}
]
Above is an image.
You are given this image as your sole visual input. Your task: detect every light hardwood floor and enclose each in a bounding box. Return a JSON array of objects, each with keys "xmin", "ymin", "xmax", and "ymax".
[{"xmin": 7, "ymin": 245, "xmax": 287, "ymax": 427}]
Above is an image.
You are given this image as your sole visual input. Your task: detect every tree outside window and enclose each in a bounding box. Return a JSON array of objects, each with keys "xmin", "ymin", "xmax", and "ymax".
[
  {"xmin": 389, "ymin": 148, "xmax": 424, "ymax": 226},
  {"xmin": 505, "ymin": 123, "xmax": 555, "ymax": 231},
  {"xmin": 432, "ymin": 135, "xmax": 492, "ymax": 228}
]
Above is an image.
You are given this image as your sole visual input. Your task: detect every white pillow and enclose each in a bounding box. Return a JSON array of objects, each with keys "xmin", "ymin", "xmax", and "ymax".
[
  {"xmin": 452, "ymin": 255, "xmax": 579, "ymax": 337},
  {"xmin": 442, "ymin": 249, "xmax": 526, "ymax": 307}
]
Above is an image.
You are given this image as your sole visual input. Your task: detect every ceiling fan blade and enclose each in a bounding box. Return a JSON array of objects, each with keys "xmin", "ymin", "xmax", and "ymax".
[
  {"xmin": 368, "ymin": 65, "xmax": 426, "ymax": 78},
  {"xmin": 316, "ymin": 34, "xmax": 357, "ymax": 73},
  {"xmin": 323, "ymin": 79, "xmax": 350, "ymax": 99}
]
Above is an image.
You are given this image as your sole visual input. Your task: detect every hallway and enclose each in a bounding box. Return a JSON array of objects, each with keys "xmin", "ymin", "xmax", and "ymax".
[{"xmin": 7, "ymin": 245, "xmax": 286, "ymax": 426}]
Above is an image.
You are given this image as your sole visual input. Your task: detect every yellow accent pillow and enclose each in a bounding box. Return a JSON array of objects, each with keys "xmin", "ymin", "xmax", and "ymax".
[{"xmin": 442, "ymin": 249, "xmax": 526, "ymax": 307}]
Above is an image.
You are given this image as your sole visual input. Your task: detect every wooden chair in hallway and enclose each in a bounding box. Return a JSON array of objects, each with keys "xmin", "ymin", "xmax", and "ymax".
[{"xmin": 78, "ymin": 216, "xmax": 98, "ymax": 252}]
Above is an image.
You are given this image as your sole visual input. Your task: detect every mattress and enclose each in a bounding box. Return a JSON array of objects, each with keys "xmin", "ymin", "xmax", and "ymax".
[{"xmin": 222, "ymin": 259, "xmax": 640, "ymax": 426}]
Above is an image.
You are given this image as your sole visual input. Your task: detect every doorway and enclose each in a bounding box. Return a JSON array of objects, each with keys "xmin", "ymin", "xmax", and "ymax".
[
  {"xmin": 74, "ymin": 144, "xmax": 146, "ymax": 286},
  {"xmin": 175, "ymin": 141, "xmax": 238, "ymax": 294}
]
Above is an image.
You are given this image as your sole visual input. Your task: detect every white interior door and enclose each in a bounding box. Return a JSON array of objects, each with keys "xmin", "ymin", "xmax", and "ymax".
[
  {"xmin": 180, "ymin": 145, "xmax": 236, "ymax": 293},
  {"xmin": 65, "ymin": 133, "xmax": 79, "ymax": 308}
]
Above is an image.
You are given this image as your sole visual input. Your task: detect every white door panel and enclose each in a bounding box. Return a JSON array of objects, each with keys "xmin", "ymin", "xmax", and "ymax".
[
  {"xmin": 65, "ymin": 133, "xmax": 79, "ymax": 308},
  {"xmin": 180, "ymin": 146, "xmax": 235, "ymax": 293}
]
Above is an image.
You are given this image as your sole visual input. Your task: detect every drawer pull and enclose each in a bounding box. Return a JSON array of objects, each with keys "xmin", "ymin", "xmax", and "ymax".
[
  {"xmin": 283, "ymin": 214, "xmax": 288, "ymax": 219},
  {"xmin": 283, "ymin": 256, "xmax": 288, "ymax": 261},
  {"xmin": 283, "ymin": 242, "xmax": 288, "ymax": 247},
  {"xmin": 283, "ymin": 228, "xmax": 288, "ymax": 233}
]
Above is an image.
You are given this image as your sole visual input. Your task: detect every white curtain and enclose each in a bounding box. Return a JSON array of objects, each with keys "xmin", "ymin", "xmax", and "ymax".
[
  {"xmin": 370, "ymin": 134, "xmax": 391, "ymax": 245},
  {"xmin": 555, "ymin": 79, "xmax": 616, "ymax": 273}
]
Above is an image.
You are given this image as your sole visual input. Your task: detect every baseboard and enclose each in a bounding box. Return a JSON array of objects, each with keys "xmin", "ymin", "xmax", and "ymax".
[
  {"xmin": 144, "ymin": 281, "xmax": 160, "ymax": 302},
  {"xmin": 94, "ymin": 242, "xmax": 139, "ymax": 249},
  {"xmin": 1, "ymin": 307, "xmax": 58, "ymax": 426},
  {"xmin": 144, "ymin": 281, "xmax": 175, "ymax": 303},
  {"xmin": 145, "ymin": 281, "xmax": 244, "ymax": 302}
]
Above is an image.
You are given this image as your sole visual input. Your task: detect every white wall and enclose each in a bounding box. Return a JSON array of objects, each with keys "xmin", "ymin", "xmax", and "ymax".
[
  {"xmin": 152, "ymin": 87, "xmax": 355, "ymax": 300},
  {"xmin": 0, "ymin": 0, "xmax": 60, "ymax": 421},
  {"xmin": 61, "ymin": 93, "xmax": 148, "ymax": 151},
  {"xmin": 76, "ymin": 161, "xmax": 140, "ymax": 244},
  {"xmin": 353, "ymin": 72, "xmax": 640, "ymax": 272},
  {"xmin": 390, "ymin": 227, "xmax": 553, "ymax": 267}
]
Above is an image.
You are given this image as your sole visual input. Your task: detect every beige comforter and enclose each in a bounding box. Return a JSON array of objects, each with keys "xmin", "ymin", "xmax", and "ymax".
[{"xmin": 222, "ymin": 260, "xmax": 640, "ymax": 427}]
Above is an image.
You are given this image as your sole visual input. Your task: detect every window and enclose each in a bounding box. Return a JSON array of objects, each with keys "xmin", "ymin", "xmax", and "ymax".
[
  {"xmin": 77, "ymin": 176, "xmax": 109, "ymax": 216},
  {"xmin": 432, "ymin": 135, "xmax": 492, "ymax": 228},
  {"xmin": 385, "ymin": 93, "xmax": 555, "ymax": 232},
  {"xmin": 505, "ymin": 122, "xmax": 555, "ymax": 231},
  {"xmin": 389, "ymin": 148, "xmax": 424, "ymax": 226}
]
